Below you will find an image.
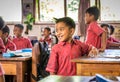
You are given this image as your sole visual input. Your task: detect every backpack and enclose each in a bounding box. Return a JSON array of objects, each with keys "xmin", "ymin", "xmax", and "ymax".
[{"xmin": 32, "ymin": 42, "xmax": 50, "ymax": 81}]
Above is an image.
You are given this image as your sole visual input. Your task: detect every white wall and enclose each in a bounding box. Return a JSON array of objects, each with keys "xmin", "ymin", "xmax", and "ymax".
[{"xmin": 0, "ymin": 0, "xmax": 22, "ymax": 22}]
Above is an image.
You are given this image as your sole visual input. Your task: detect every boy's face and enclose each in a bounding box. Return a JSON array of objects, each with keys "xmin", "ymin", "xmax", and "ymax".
[
  {"xmin": 13, "ymin": 27, "xmax": 23, "ymax": 37},
  {"xmin": 55, "ymin": 22, "xmax": 75, "ymax": 42},
  {"xmin": 85, "ymin": 13, "xmax": 94, "ymax": 24},
  {"xmin": 1, "ymin": 33, "xmax": 8, "ymax": 40},
  {"xmin": 43, "ymin": 29, "xmax": 50, "ymax": 38}
]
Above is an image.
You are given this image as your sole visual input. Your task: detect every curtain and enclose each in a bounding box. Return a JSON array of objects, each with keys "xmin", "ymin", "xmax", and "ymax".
[{"xmin": 78, "ymin": 0, "xmax": 90, "ymax": 40}]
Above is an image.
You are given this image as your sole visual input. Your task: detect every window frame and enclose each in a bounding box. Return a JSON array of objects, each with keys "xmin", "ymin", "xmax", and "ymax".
[{"xmin": 34, "ymin": 0, "xmax": 79, "ymax": 24}]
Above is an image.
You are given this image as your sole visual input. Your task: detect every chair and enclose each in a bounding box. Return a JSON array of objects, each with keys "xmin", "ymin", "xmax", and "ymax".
[
  {"xmin": 31, "ymin": 42, "xmax": 40, "ymax": 82},
  {"xmin": 31, "ymin": 42, "xmax": 50, "ymax": 82}
]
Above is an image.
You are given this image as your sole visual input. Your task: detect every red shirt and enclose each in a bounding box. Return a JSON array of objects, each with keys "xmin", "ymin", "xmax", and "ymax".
[
  {"xmin": 107, "ymin": 37, "xmax": 120, "ymax": 48},
  {"xmin": 85, "ymin": 22, "xmax": 104, "ymax": 49},
  {"xmin": 0, "ymin": 63, "xmax": 4, "ymax": 76},
  {"xmin": 5, "ymin": 39, "xmax": 16, "ymax": 51},
  {"xmin": 46, "ymin": 40, "xmax": 91, "ymax": 76},
  {"xmin": 39, "ymin": 36, "xmax": 52, "ymax": 45},
  {"xmin": 13, "ymin": 37, "xmax": 32, "ymax": 50},
  {"xmin": 0, "ymin": 38, "xmax": 5, "ymax": 53}
]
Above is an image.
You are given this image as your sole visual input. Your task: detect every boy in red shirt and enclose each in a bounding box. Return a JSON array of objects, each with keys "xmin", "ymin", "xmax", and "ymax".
[
  {"xmin": 13, "ymin": 24, "xmax": 32, "ymax": 50},
  {"xmin": 85, "ymin": 6, "xmax": 107, "ymax": 52},
  {"xmin": 0, "ymin": 17, "xmax": 5, "ymax": 82},
  {"xmin": 0, "ymin": 17, "xmax": 6, "ymax": 53},
  {"xmin": 101, "ymin": 24, "xmax": 120, "ymax": 48},
  {"xmin": 40, "ymin": 27, "xmax": 52, "ymax": 45},
  {"xmin": 1, "ymin": 25, "xmax": 16, "ymax": 52},
  {"xmin": 46, "ymin": 17, "xmax": 98, "ymax": 76}
]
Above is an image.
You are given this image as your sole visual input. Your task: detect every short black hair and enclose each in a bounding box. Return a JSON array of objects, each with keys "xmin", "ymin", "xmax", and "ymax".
[
  {"xmin": 44, "ymin": 27, "xmax": 51, "ymax": 32},
  {"xmin": 54, "ymin": 17, "xmax": 76, "ymax": 29},
  {"xmin": 0, "ymin": 16, "xmax": 5, "ymax": 30},
  {"xmin": 108, "ymin": 25, "xmax": 115, "ymax": 35},
  {"xmin": 2, "ymin": 25, "xmax": 10, "ymax": 34},
  {"xmin": 100, "ymin": 23, "xmax": 109, "ymax": 28},
  {"xmin": 14, "ymin": 24, "xmax": 24, "ymax": 30},
  {"xmin": 85, "ymin": 6, "xmax": 100, "ymax": 20}
]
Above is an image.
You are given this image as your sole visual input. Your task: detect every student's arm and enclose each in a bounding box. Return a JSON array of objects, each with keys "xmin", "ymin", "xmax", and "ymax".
[
  {"xmin": 0, "ymin": 75, "xmax": 5, "ymax": 82},
  {"xmin": 108, "ymin": 42, "xmax": 120, "ymax": 47},
  {"xmin": 50, "ymin": 72, "xmax": 56, "ymax": 75},
  {"xmin": 99, "ymin": 31, "xmax": 107, "ymax": 52}
]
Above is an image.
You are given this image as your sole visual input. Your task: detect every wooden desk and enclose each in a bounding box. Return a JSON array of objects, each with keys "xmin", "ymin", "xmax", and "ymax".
[
  {"xmin": 72, "ymin": 57, "xmax": 120, "ymax": 76},
  {"xmin": 0, "ymin": 55, "xmax": 31, "ymax": 82}
]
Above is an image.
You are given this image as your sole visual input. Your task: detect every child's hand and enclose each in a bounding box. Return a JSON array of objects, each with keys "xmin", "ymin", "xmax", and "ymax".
[{"xmin": 88, "ymin": 47, "xmax": 98, "ymax": 57}]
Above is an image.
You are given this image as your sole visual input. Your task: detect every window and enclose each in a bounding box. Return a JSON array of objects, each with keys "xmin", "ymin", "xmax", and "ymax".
[
  {"xmin": 67, "ymin": 0, "xmax": 79, "ymax": 21},
  {"xmin": 90, "ymin": 0, "xmax": 120, "ymax": 22},
  {"xmin": 35, "ymin": 0, "xmax": 80, "ymax": 23}
]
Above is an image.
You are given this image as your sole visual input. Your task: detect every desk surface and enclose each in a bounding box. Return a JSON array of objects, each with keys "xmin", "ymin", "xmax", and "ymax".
[
  {"xmin": 72, "ymin": 49, "xmax": 120, "ymax": 64},
  {"xmin": 38, "ymin": 75, "xmax": 120, "ymax": 82},
  {"xmin": 0, "ymin": 55, "xmax": 31, "ymax": 61},
  {"xmin": 72, "ymin": 57, "xmax": 120, "ymax": 64},
  {"xmin": 38, "ymin": 75, "xmax": 94, "ymax": 82}
]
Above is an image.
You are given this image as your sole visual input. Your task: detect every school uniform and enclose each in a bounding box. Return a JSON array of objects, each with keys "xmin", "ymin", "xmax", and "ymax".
[
  {"xmin": 5, "ymin": 39, "xmax": 16, "ymax": 51},
  {"xmin": 39, "ymin": 36, "xmax": 52, "ymax": 45},
  {"xmin": 13, "ymin": 37, "xmax": 32, "ymax": 50},
  {"xmin": 85, "ymin": 21, "xmax": 105, "ymax": 49},
  {"xmin": 108, "ymin": 37, "xmax": 119, "ymax": 43},
  {"xmin": 0, "ymin": 38, "xmax": 5, "ymax": 53},
  {"xmin": 46, "ymin": 40, "xmax": 92, "ymax": 76},
  {"xmin": 107, "ymin": 37, "xmax": 120, "ymax": 48}
]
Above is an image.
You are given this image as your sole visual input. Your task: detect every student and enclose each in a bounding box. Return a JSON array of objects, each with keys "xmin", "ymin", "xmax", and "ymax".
[
  {"xmin": 46, "ymin": 17, "xmax": 98, "ymax": 76},
  {"xmin": 1, "ymin": 25, "xmax": 16, "ymax": 52},
  {"xmin": 40, "ymin": 27, "xmax": 52, "ymax": 45},
  {"xmin": 0, "ymin": 17, "xmax": 6, "ymax": 53},
  {"xmin": 0, "ymin": 17, "xmax": 5, "ymax": 82},
  {"xmin": 109, "ymin": 25, "xmax": 115, "ymax": 35},
  {"xmin": 108, "ymin": 25, "xmax": 120, "ymax": 42},
  {"xmin": 101, "ymin": 24, "xmax": 120, "ymax": 48},
  {"xmin": 13, "ymin": 24, "xmax": 32, "ymax": 50},
  {"xmin": 85, "ymin": 6, "xmax": 107, "ymax": 52}
]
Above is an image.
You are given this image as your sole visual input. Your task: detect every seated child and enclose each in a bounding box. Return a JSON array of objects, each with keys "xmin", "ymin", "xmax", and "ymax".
[
  {"xmin": 0, "ymin": 17, "xmax": 6, "ymax": 53},
  {"xmin": 85, "ymin": 6, "xmax": 107, "ymax": 52},
  {"xmin": 108, "ymin": 25, "xmax": 120, "ymax": 42},
  {"xmin": 1, "ymin": 25, "xmax": 16, "ymax": 52},
  {"xmin": 46, "ymin": 17, "xmax": 98, "ymax": 76},
  {"xmin": 40, "ymin": 27, "xmax": 58, "ymax": 49},
  {"xmin": 40, "ymin": 27, "xmax": 52, "ymax": 45},
  {"xmin": 0, "ymin": 64, "xmax": 5, "ymax": 82},
  {"xmin": 13, "ymin": 24, "xmax": 32, "ymax": 50},
  {"xmin": 101, "ymin": 24, "xmax": 120, "ymax": 48}
]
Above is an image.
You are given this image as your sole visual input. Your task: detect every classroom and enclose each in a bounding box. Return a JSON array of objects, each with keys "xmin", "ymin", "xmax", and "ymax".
[{"xmin": 0, "ymin": 0, "xmax": 120, "ymax": 82}]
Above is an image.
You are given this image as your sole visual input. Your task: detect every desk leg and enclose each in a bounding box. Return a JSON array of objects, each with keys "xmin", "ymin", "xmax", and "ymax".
[{"xmin": 16, "ymin": 62, "xmax": 25, "ymax": 82}]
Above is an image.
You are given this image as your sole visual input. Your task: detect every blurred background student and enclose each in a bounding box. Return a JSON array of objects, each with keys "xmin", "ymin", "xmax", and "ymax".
[
  {"xmin": 13, "ymin": 24, "xmax": 32, "ymax": 50},
  {"xmin": 101, "ymin": 24, "xmax": 120, "ymax": 49},
  {"xmin": 0, "ymin": 17, "xmax": 5, "ymax": 82},
  {"xmin": 1, "ymin": 25, "xmax": 16, "ymax": 52},
  {"xmin": 0, "ymin": 17, "xmax": 6, "ymax": 53}
]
